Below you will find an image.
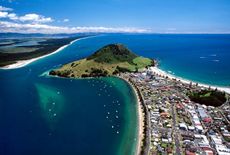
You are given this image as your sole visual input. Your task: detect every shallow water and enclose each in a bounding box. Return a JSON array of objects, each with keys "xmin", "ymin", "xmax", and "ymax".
[{"xmin": 0, "ymin": 36, "xmax": 138, "ymax": 155}]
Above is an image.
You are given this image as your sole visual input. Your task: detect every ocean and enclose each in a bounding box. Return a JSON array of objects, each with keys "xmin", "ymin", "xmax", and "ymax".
[
  {"xmin": 0, "ymin": 34, "xmax": 230, "ymax": 155},
  {"xmin": 76, "ymin": 34, "xmax": 230, "ymax": 86}
]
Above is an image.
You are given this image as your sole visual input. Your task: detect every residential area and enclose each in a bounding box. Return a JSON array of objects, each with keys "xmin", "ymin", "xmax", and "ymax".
[{"xmin": 119, "ymin": 68, "xmax": 230, "ymax": 155}]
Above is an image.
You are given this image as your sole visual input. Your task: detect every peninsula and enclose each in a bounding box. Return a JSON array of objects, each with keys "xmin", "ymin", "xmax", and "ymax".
[
  {"xmin": 49, "ymin": 44, "xmax": 155, "ymax": 77},
  {"xmin": 49, "ymin": 43, "xmax": 230, "ymax": 155},
  {"xmin": 49, "ymin": 43, "xmax": 155, "ymax": 155}
]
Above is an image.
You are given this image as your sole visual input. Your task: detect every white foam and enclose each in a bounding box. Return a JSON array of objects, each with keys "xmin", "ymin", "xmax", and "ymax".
[{"xmin": 150, "ymin": 66, "xmax": 230, "ymax": 94}]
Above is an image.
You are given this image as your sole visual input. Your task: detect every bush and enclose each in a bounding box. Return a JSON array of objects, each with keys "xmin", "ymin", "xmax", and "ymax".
[
  {"xmin": 49, "ymin": 70, "xmax": 57, "ymax": 75},
  {"xmin": 116, "ymin": 66, "xmax": 131, "ymax": 73},
  {"xmin": 188, "ymin": 90, "xmax": 226, "ymax": 107},
  {"xmin": 89, "ymin": 68, "xmax": 108, "ymax": 77}
]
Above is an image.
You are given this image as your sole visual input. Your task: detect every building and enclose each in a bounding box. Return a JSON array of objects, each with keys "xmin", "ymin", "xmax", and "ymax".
[
  {"xmin": 196, "ymin": 125, "xmax": 204, "ymax": 133},
  {"xmin": 210, "ymin": 135, "xmax": 230, "ymax": 155},
  {"xmin": 179, "ymin": 123, "xmax": 188, "ymax": 131},
  {"xmin": 188, "ymin": 126, "xmax": 195, "ymax": 131}
]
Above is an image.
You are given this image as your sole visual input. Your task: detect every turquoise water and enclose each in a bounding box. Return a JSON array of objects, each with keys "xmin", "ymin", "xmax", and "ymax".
[
  {"xmin": 0, "ymin": 36, "xmax": 138, "ymax": 155},
  {"xmin": 1, "ymin": 34, "xmax": 230, "ymax": 155}
]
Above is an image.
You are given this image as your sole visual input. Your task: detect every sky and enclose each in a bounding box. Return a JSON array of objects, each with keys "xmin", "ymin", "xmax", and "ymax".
[{"xmin": 0, "ymin": 0, "xmax": 230, "ymax": 34}]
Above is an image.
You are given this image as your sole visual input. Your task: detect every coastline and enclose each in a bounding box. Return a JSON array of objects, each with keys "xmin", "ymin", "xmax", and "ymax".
[
  {"xmin": 117, "ymin": 76, "xmax": 145, "ymax": 155},
  {"xmin": 150, "ymin": 66, "xmax": 230, "ymax": 94},
  {"xmin": 131, "ymin": 81, "xmax": 145, "ymax": 155},
  {"xmin": 0, "ymin": 36, "xmax": 94, "ymax": 70},
  {"xmin": 48, "ymin": 73, "xmax": 146, "ymax": 155}
]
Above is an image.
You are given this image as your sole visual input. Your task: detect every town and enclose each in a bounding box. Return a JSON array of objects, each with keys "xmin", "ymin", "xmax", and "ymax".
[{"xmin": 119, "ymin": 67, "xmax": 230, "ymax": 155}]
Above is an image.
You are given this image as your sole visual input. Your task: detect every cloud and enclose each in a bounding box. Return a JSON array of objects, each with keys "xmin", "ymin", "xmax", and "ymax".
[
  {"xmin": 7, "ymin": 13, "xmax": 18, "ymax": 20},
  {"xmin": 0, "ymin": 11, "xmax": 19, "ymax": 20},
  {"xmin": 0, "ymin": 6, "xmax": 13, "ymax": 11},
  {"xmin": 0, "ymin": 21, "xmax": 149, "ymax": 34},
  {"xmin": 63, "ymin": 18, "xmax": 69, "ymax": 22},
  {"xmin": 0, "ymin": 5, "xmax": 149, "ymax": 34},
  {"xmin": 166, "ymin": 28, "xmax": 176, "ymax": 31},
  {"xmin": 0, "ymin": 11, "xmax": 8, "ymax": 18},
  {"xmin": 69, "ymin": 26, "xmax": 149, "ymax": 33},
  {"xmin": 0, "ymin": 6, "xmax": 53, "ymax": 23},
  {"xmin": 19, "ymin": 13, "xmax": 53, "ymax": 23}
]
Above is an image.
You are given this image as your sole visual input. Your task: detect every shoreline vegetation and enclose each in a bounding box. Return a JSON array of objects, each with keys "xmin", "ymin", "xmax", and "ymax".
[{"xmin": 0, "ymin": 36, "xmax": 93, "ymax": 69}]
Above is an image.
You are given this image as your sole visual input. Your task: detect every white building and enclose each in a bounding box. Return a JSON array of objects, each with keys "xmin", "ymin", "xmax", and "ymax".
[
  {"xmin": 210, "ymin": 135, "xmax": 230, "ymax": 155},
  {"xmin": 179, "ymin": 123, "xmax": 188, "ymax": 130}
]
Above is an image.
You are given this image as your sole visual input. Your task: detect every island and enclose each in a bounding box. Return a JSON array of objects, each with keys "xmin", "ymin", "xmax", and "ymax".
[{"xmin": 49, "ymin": 44, "xmax": 155, "ymax": 78}]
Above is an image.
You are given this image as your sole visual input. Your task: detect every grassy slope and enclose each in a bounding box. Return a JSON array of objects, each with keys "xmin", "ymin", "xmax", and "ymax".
[
  {"xmin": 55, "ymin": 57, "xmax": 152, "ymax": 77},
  {"xmin": 51, "ymin": 44, "xmax": 153, "ymax": 78}
]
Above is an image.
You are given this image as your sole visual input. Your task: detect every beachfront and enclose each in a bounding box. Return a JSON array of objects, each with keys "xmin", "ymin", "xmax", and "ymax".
[
  {"xmin": 118, "ymin": 67, "xmax": 230, "ymax": 155},
  {"xmin": 118, "ymin": 76, "xmax": 149, "ymax": 155},
  {"xmin": 150, "ymin": 66, "xmax": 230, "ymax": 94}
]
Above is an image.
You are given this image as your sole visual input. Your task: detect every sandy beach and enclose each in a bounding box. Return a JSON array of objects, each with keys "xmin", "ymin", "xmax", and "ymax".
[
  {"xmin": 0, "ymin": 36, "xmax": 93, "ymax": 70},
  {"xmin": 118, "ymin": 76, "xmax": 145, "ymax": 155},
  {"xmin": 132, "ymin": 83, "xmax": 145, "ymax": 155},
  {"xmin": 150, "ymin": 66, "xmax": 230, "ymax": 94},
  {"xmin": 129, "ymin": 82, "xmax": 144, "ymax": 155}
]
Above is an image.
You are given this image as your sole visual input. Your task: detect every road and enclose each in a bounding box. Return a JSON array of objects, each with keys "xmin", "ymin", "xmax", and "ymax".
[{"xmin": 171, "ymin": 102, "xmax": 182, "ymax": 155}]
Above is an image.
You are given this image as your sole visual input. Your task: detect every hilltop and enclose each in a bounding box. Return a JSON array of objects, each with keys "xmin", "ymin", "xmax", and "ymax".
[{"xmin": 49, "ymin": 44, "xmax": 154, "ymax": 78}]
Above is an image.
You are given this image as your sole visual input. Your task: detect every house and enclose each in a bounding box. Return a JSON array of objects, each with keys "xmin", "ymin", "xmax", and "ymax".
[
  {"xmin": 181, "ymin": 132, "xmax": 194, "ymax": 141},
  {"xmin": 185, "ymin": 150, "xmax": 196, "ymax": 155},
  {"xmin": 210, "ymin": 135, "xmax": 230, "ymax": 155},
  {"xmin": 162, "ymin": 138, "xmax": 169, "ymax": 143},
  {"xmin": 188, "ymin": 126, "xmax": 195, "ymax": 131},
  {"xmin": 200, "ymin": 147, "xmax": 215, "ymax": 155},
  {"xmin": 196, "ymin": 125, "xmax": 204, "ymax": 133},
  {"xmin": 179, "ymin": 123, "xmax": 188, "ymax": 130},
  {"xmin": 194, "ymin": 135, "xmax": 210, "ymax": 147},
  {"xmin": 203, "ymin": 117, "xmax": 212, "ymax": 124},
  {"xmin": 197, "ymin": 107, "xmax": 209, "ymax": 121},
  {"xmin": 160, "ymin": 112, "xmax": 170, "ymax": 118}
]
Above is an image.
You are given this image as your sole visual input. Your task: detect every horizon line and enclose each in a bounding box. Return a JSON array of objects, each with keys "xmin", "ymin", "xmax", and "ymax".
[{"xmin": 1, "ymin": 32, "xmax": 230, "ymax": 35}]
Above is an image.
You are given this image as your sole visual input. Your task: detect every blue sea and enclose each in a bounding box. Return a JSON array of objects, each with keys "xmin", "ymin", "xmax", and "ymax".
[
  {"xmin": 0, "ymin": 34, "xmax": 230, "ymax": 155},
  {"xmin": 81, "ymin": 34, "xmax": 230, "ymax": 86}
]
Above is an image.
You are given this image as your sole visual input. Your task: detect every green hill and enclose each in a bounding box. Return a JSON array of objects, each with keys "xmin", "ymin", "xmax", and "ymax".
[{"xmin": 49, "ymin": 44, "xmax": 154, "ymax": 78}]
